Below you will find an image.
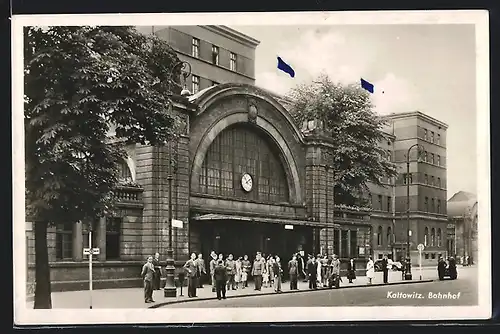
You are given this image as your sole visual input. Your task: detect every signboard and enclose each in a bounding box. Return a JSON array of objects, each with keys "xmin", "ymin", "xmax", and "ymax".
[
  {"xmin": 359, "ymin": 247, "xmax": 365, "ymax": 255},
  {"xmin": 172, "ymin": 219, "xmax": 183, "ymax": 228},
  {"xmin": 83, "ymin": 248, "xmax": 100, "ymax": 255},
  {"xmin": 284, "ymin": 224, "xmax": 294, "ymax": 230},
  {"xmin": 417, "ymin": 243, "xmax": 424, "ymax": 280},
  {"xmin": 417, "ymin": 243, "xmax": 425, "ymax": 252}
]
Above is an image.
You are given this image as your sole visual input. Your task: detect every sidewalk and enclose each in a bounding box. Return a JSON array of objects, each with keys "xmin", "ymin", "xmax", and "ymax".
[{"xmin": 25, "ymin": 268, "xmax": 439, "ymax": 309}]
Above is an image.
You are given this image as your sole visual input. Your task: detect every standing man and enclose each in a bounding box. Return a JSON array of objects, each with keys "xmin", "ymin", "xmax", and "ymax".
[
  {"xmin": 152, "ymin": 252, "xmax": 162, "ymax": 291},
  {"xmin": 330, "ymin": 254, "xmax": 341, "ymax": 288},
  {"xmin": 252, "ymin": 253, "xmax": 264, "ymax": 291},
  {"xmin": 346, "ymin": 257, "xmax": 356, "ymax": 283},
  {"xmin": 225, "ymin": 254, "xmax": 237, "ymax": 291},
  {"xmin": 288, "ymin": 254, "xmax": 299, "ymax": 290},
  {"xmin": 214, "ymin": 260, "xmax": 228, "ymax": 300},
  {"xmin": 381, "ymin": 254, "xmax": 389, "ymax": 284},
  {"xmin": 183, "ymin": 253, "xmax": 199, "ymax": 298},
  {"xmin": 196, "ymin": 253, "xmax": 207, "ymax": 288},
  {"xmin": 209, "ymin": 252, "xmax": 218, "ymax": 292},
  {"xmin": 307, "ymin": 255, "xmax": 318, "ymax": 290},
  {"xmin": 273, "ymin": 255, "xmax": 283, "ymax": 293},
  {"xmin": 141, "ymin": 256, "xmax": 155, "ymax": 303},
  {"xmin": 241, "ymin": 255, "xmax": 251, "ymax": 288}
]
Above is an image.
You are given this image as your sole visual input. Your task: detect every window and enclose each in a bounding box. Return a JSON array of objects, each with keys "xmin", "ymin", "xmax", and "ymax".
[
  {"xmin": 430, "ymin": 153, "xmax": 435, "ymax": 164},
  {"xmin": 333, "ymin": 229, "xmax": 340, "ymax": 256},
  {"xmin": 424, "ymin": 197, "xmax": 429, "ymax": 212},
  {"xmin": 425, "ymin": 253, "xmax": 429, "ymax": 259},
  {"xmin": 409, "ymin": 173, "xmax": 413, "ymax": 184},
  {"xmin": 430, "ymin": 131, "xmax": 434, "ymax": 143},
  {"xmin": 437, "ymin": 155, "xmax": 441, "ymax": 166},
  {"xmin": 431, "ymin": 228, "xmax": 435, "ymax": 246},
  {"xmin": 437, "ymin": 228, "xmax": 442, "ymax": 247},
  {"xmin": 431, "ymin": 176, "xmax": 435, "ymax": 186},
  {"xmin": 378, "ymin": 254, "xmax": 383, "ymax": 259},
  {"xmin": 191, "ymin": 38, "xmax": 199, "ymax": 58},
  {"xmin": 350, "ymin": 230, "xmax": 358, "ymax": 258},
  {"xmin": 437, "ymin": 199, "xmax": 441, "ymax": 213},
  {"xmin": 387, "ymin": 196, "xmax": 391, "ymax": 212},
  {"xmin": 230, "ymin": 52, "xmax": 237, "ymax": 71},
  {"xmin": 431, "ymin": 253, "xmax": 436, "ymax": 259},
  {"xmin": 423, "ymin": 151, "xmax": 428, "ymax": 162},
  {"xmin": 118, "ymin": 160, "xmax": 132, "ymax": 183},
  {"xmin": 437, "ymin": 177, "xmax": 441, "ymax": 188},
  {"xmin": 200, "ymin": 125, "xmax": 288, "ymax": 203},
  {"xmin": 211, "ymin": 45, "xmax": 219, "ymax": 65},
  {"xmin": 378, "ymin": 195, "xmax": 383, "ymax": 210},
  {"xmin": 191, "ymin": 75, "xmax": 200, "ymax": 94},
  {"xmin": 56, "ymin": 222, "xmax": 73, "ymax": 260},
  {"xmin": 387, "ymin": 226, "xmax": 392, "ymax": 245},
  {"xmin": 437, "ymin": 134, "xmax": 441, "ymax": 145},
  {"xmin": 423, "ymin": 128, "xmax": 428, "ymax": 140},
  {"xmin": 106, "ymin": 217, "xmax": 121, "ymax": 260},
  {"xmin": 83, "ymin": 220, "xmax": 98, "ymax": 250},
  {"xmin": 403, "ymin": 173, "xmax": 407, "ymax": 185},
  {"xmin": 377, "ymin": 226, "xmax": 383, "ymax": 246},
  {"xmin": 431, "ymin": 198, "xmax": 435, "ymax": 212},
  {"xmin": 424, "ymin": 227, "xmax": 429, "ymax": 246},
  {"xmin": 424, "ymin": 174, "xmax": 428, "ymax": 184}
]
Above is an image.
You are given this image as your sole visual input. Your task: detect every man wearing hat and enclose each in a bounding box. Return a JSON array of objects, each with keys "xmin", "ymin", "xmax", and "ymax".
[{"xmin": 209, "ymin": 251, "xmax": 218, "ymax": 292}]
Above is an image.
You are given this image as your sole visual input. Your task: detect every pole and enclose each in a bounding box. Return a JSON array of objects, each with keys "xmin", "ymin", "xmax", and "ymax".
[
  {"xmin": 164, "ymin": 141, "xmax": 177, "ymax": 297},
  {"xmin": 419, "ymin": 249, "xmax": 422, "ymax": 280},
  {"xmin": 89, "ymin": 230, "xmax": 93, "ymax": 309}
]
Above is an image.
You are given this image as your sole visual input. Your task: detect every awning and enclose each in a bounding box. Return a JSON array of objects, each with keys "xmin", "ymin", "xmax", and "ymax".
[{"xmin": 191, "ymin": 213, "xmax": 338, "ymax": 228}]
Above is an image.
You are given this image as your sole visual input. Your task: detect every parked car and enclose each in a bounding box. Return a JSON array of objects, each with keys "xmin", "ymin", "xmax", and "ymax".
[{"xmin": 374, "ymin": 259, "xmax": 403, "ymax": 272}]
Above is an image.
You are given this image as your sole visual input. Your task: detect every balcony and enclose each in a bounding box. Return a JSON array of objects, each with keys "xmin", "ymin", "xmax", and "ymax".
[
  {"xmin": 113, "ymin": 183, "xmax": 144, "ymax": 208},
  {"xmin": 333, "ymin": 204, "xmax": 371, "ymax": 223}
]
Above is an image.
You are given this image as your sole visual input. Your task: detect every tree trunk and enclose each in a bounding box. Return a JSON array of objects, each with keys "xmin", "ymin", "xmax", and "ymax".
[{"xmin": 34, "ymin": 220, "xmax": 52, "ymax": 309}]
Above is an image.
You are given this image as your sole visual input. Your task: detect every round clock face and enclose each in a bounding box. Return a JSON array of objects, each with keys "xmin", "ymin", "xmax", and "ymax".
[{"xmin": 241, "ymin": 173, "xmax": 253, "ymax": 192}]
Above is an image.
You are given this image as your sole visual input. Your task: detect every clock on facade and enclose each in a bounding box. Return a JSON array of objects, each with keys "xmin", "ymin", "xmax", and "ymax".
[{"xmin": 241, "ymin": 173, "xmax": 253, "ymax": 192}]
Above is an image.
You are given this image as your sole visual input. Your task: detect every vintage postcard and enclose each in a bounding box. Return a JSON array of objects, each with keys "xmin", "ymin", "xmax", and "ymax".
[{"xmin": 13, "ymin": 10, "xmax": 491, "ymax": 325}]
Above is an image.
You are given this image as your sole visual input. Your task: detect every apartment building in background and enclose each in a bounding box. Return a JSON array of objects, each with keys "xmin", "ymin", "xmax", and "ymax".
[{"xmin": 136, "ymin": 25, "xmax": 260, "ymax": 92}]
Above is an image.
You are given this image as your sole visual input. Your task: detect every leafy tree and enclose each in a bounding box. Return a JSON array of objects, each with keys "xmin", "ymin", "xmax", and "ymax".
[
  {"xmin": 286, "ymin": 74, "xmax": 397, "ymax": 207},
  {"xmin": 24, "ymin": 26, "xmax": 182, "ymax": 309}
]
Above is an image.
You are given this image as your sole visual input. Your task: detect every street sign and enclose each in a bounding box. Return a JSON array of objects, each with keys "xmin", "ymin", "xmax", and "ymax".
[
  {"xmin": 417, "ymin": 243, "xmax": 425, "ymax": 252},
  {"xmin": 172, "ymin": 219, "xmax": 183, "ymax": 228},
  {"xmin": 284, "ymin": 224, "xmax": 294, "ymax": 230},
  {"xmin": 83, "ymin": 248, "xmax": 100, "ymax": 255},
  {"xmin": 417, "ymin": 243, "xmax": 424, "ymax": 280},
  {"xmin": 83, "ymin": 231, "xmax": 99, "ymax": 309}
]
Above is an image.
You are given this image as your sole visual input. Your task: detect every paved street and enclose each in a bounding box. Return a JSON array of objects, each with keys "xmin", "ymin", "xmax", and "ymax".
[
  {"xmin": 165, "ymin": 266, "xmax": 477, "ymax": 308},
  {"xmin": 24, "ymin": 266, "xmax": 475, "ymax": 309}
]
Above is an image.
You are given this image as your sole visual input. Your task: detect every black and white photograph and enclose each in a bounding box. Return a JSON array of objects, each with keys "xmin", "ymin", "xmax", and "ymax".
[{"xmin": 13, "ymin": 11, "xmax": 490, "ymax": 324}]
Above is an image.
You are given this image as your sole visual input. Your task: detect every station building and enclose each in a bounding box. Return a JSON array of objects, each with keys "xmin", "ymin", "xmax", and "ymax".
[{"xmin": 25, "ymin": 26, "xmax": 449, "ymax": 292}]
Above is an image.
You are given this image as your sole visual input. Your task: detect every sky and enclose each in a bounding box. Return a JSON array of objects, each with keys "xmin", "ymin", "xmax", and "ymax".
[{"xmin": 229, "ymin": 24, "xmax": 477, "ymax": 199}]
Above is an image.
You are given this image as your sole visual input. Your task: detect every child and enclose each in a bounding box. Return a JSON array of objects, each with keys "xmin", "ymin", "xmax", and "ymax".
[
  {"xmin": 241, "ymin": 266, "xmax": 248, "ymax": 289},
  {"xmin": 262, "ymin": 268, "xmax": 269, "ymax": 288}
]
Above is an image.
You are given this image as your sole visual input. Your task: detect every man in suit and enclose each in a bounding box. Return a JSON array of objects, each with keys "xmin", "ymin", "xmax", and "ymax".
[
  {"xmin": 288, "ymin": 254, "xmax": 299, "ymax": 290},
  {"xmin": 141, "ymin": 256, "xmax": 155, "ymax": 303},
  {"xmin": 252, "ymin": 253, "xmax": 264, "ymax": 290},
  {"xmin": 347, "ymin": 257, "xmax": 356, "ymax": 283},
  {"xmin": 381, "ymin": 254, "xmax": 389, "ymax": 284},
  {"xmin": 307, "ymin": 255, "xmax": 318, "ymax": 290},
  {"xmin": 183, "ymin": 253, "xmax": 199, "ymax": 298},
  {"xmin": 330, "ymin": 254, "xmax": 341, "ymax": 288},
  {"xmin": 209, "ymin": 252, "xmax": 218, "ymax": 292},
  {"xmin": 214, "ymin": 260, "xmax": 228, "ymax": 300}
]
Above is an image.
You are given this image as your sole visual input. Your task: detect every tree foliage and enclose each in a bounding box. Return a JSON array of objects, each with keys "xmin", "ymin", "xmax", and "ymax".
[
  {"xmin": 24, "ymin": 26, "xmax": 182, "ymax": 225},
  {"xmin": 286, "ymin": 74, "xmax": 397, "ymax": 207}
]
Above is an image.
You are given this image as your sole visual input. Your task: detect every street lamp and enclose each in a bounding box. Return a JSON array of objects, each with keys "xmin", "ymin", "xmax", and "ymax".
[
  {"xmin": 164, "ymin": 141, "xmax": 177, "ymax": 298},
  {"xmin": 405, "ymin": 143, "xmax": 424, "ymax": 280}
]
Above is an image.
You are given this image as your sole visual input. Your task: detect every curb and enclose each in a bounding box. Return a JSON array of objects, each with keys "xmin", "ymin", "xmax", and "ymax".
[{"xmin": 148, "ymin": 279, "xmax": 435, "ymax": 308}]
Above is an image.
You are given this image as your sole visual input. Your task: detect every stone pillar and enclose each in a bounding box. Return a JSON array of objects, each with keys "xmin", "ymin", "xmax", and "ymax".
[
  {"xmin": 347, "ymin": 230, "xmax": 352, "ymax": 258},
  {"xmin": 97, "ymin": 216, "xmax": 107, "ymax": 261},
  {"xmin": 73, "ymin": 221, "xmax": 83, "ymax": 261}
]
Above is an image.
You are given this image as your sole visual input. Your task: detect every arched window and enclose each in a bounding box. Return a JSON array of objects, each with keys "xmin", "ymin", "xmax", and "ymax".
[
  {"xmin": 387, "ymin": 226, "xmax": 392, "ymax": 246},
  {"xmin": 118, "ymin": 159, "xmax": 133, "ymax": 183},
  {"xmin": 200, "ymin": 125, "xmax": 289, "ymax": 203},
  {"xmin": 431, "ymin": 228, "xmax": 436, "ymax": 247},
  {"xmin": 437, "ymin": 228, "xmax": 442, "ymax": 247},
  {"xmin": 424, "ymin": 227, "xmax": 429, "ymax": 246},
  {"xmin": 377, "ymin": 226, "xmax": 383, "ymax": 246}
]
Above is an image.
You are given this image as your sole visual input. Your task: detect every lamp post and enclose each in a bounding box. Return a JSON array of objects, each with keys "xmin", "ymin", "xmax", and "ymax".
[
  {"xmin": 405, "ymin": 143, "xmax": 424, "ymax": 280},
  {"xmin": 164, "ymin": 141, "xmax": 177, "ymax": 297}
]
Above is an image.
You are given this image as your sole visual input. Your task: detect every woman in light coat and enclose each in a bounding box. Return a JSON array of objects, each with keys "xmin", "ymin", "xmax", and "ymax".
[
  {"xmin": 366, "ymin": 256, "xmax": 375, "ymax": 284},
  {"xmin": 316, "ymin": 254, "xmax": 322, "ymax": 287}
]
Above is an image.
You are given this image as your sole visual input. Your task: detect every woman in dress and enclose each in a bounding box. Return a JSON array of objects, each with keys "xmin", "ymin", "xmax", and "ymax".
[
  {"xmin": 366, "ymin": 256, "xmax": 375, "ymax": 284},
  {"xmin": 235, "ymin": 256, "xmax": 242, "ymax": 289},
  {"xmin": 267, "ymin": 256, "xmax": 275, "ymax": 287}
]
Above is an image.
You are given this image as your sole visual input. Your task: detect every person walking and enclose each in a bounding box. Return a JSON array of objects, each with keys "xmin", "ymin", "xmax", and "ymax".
[
  {"xmin": 307, "ymin": 255, "xmax": 318, "ymax": 290},
  {"xmin": 346, "ymin": 257, "xmax": 356, "ymax": 283},
  {"xmin": 321, "ymin": 254, "xmax": 329, "ymax": 287},
  {"xmin": 316, "ymin": 253, "xmax": 322, "ymax": 287},
  {"xmin": 242, "ymin": 255, "xmax": 251, "ymax": 288},
  {"xmin": 209, "ymin": 252, "xmax": 218, "ymax": 292},
  {"xmin": 152, "ymin": 252, "xmax": 162, "ymax": 291},
  {"xmin": 366, "ymin": 256, "xmax": 375, "ymax": 285},
  {"xmin": 214, "ymin": 259, "xmax": 228, "ymax": 300},
  {"xmin": 183, "ymin": 253, "xmax": 199, "ymax": 298},
  {"xmin": 329, "ymin": 254, "xmax": 341, "ymax": 288},
  {"xmin": 196, "ymin": 253, "xmax": 207, "ymax": 288},
  {"xmin": 252, "ymin": 253, "xmax": 264, "ymax": 290},
  {"xmin": 141, "ymin": 256, "xmax": 155, "ymax": 303},
  {"xmin": 288, "ymin": 254, "xmax": 299, "ymax": 290},
  {"xmin": 381, "ymin": 254, "xmax": 389, "ymax": 284},
  {"xmin": 235, "ymin": 256, "xmax": 242, "ymax": 289},
  {"xmin": 225, "ymin": 254, "xmax": 237, "ymax": 290},
  {"xmin": 273, "ymin": 255, "xmax": 283, "ymax": 293}
]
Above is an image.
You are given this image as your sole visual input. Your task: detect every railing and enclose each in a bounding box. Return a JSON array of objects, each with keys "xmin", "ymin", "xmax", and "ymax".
[{"xmin": 114, "ymin": 185, "xmax": 144, "ymax": 203}]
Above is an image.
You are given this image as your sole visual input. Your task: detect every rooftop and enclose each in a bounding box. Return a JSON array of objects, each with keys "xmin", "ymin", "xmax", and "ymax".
[
  {"xmin": 447, "ymin": 191, "xmax": 478, "ymax": 219},
  {"xmin": 386, "ymin": 111, "xmax": 448, "ymax": 130}
]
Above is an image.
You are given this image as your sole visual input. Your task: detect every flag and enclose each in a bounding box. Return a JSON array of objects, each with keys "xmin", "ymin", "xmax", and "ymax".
[
  {"xmin": 277, "ymin": 56, "xmax": 295, "ymax": 78},
  {"xmin": 360, "ymin": 78, "xmax": 374, "ymax": 93}
]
